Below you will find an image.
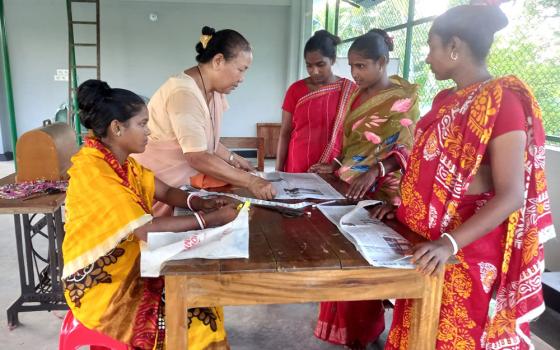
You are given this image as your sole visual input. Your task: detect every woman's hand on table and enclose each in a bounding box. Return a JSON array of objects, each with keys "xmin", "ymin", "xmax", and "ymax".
[
  {"xmin": 369, "ymin": 202, "xmax": 396, "ymax": 220},
  {"xmin": 203, "ymin": 203, "xmax": 239, "ymax": 227},
  {"xmin": 248, "ymin": 177, "xmax": 276, "ymax": 200},
  {"xmin": 308, "ymin": 163, "xmax": 336, "ymax": 174},
  {"xmin": 411, "ymin": 239, "xmax": 454, "ymax": 276},
  {"xmin": 346, "ymin": 168, "xmax": 379, "ymax": 199},
  {"xmin": 193, "ymin": 195, "xmax": 237, "ymax": 213}
]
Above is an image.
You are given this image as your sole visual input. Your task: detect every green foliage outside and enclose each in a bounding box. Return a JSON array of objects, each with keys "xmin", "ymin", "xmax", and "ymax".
[{"xmin": 313, "ymin": 0, "xmax": 560, "ymax": 138}]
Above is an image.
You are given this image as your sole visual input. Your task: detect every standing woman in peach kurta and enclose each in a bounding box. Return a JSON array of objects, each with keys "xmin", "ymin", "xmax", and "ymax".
[{"xmin": 134, "ymin": 26, "xmax": 275, "ymax": 217}]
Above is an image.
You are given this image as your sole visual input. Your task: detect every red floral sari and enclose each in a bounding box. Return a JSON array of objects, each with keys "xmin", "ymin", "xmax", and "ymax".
[
  {"xmin": 386, "ymin": 76, "xmax": 555, "ymax": 349},
  {"xmin": 284, "ymin": 78, "xmax": 356, "ymax": 172}
]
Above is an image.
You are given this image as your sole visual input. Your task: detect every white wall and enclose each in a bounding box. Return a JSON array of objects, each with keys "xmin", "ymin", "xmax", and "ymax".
[
  {"xmin": 2, "ymin": 0, "xmax": 312, "ymax": 140},
  {"xmin": 545, "ymin": 147, "xmax": 560, "ymax": 271}
]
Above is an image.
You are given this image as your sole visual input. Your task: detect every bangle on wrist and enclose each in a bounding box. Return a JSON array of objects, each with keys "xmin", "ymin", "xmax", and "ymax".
[
  {"xmin": 186, "ymin": 193, "xmax": 197, "ymax": 211},
  {"xmin": 193, "ymin": 212, "xmax": 205, "ymax": 229},
  {"xmin": 378, "ymin": 161, "xmax": 386, "ymax": 178},
  {"xmin": 441, "ymin": 232, "xmax": 459, "ymax": 255},
  {"xmin": 197, "ymin": 211, "xmax": 207, "ymax": 228}
]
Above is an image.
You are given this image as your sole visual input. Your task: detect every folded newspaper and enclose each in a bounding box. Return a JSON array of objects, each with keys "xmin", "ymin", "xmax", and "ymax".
[
  {"xmin": 319, "ymin": 200, "xmax": 415, "ymax": 269},
  {"xmin": 140, "ymin": 202, "xmax": 250, "ymax": 277}
]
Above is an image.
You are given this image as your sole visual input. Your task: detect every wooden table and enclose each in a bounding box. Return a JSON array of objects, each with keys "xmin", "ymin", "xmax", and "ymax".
[
  {"xmin": 0, "ymin": 174, "xmax": 68, "ymax": 327},
  {"xmin": 163, "ymin": 176, "xmax": 446, "ymax": 349}
]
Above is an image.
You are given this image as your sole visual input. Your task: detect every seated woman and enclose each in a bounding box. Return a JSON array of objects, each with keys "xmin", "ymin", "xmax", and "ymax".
[
  {"xmin": 62, "ymin": 79, "xmax": 237, "ymax": 350},
  {"xmin": 134, "ymin": 26, "xmax": 275, "ymax": 216},
  {"xmin": 310, "ymin": 29, "xmax": 420, "ymax": 350},
  {"xmin": 276, "ymin": 30, "xmax": 356, "ymax": 173},
  {"xmin": 386, "ymin": 4, "xmax": 555, "ymax": 350}
]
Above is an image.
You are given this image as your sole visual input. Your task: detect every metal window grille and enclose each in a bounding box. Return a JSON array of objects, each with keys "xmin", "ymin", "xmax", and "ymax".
[{"xmin": 313, "ymin": 0, "xmax": 560, "ymax": 141}]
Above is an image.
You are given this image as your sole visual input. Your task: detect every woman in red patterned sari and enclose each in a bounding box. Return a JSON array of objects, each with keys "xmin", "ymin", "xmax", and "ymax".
[
  {"xmin": 276, "ymin": 30, "xmax": 356, "ymax": 172},
  {"xmin": 386, "ymin": 4, "xmax": 555, "ymax": 350}
]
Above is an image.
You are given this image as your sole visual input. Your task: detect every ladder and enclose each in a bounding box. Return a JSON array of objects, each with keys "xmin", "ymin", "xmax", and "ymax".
[{"xmin": 66, "ymin": 0, "xmax": 100, "ymax": 144}]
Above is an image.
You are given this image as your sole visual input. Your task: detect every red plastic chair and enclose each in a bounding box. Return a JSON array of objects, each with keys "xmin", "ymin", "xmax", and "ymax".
[{"xmin": 59, "ymin": 311, "xmax": 130, "ymax": 350}]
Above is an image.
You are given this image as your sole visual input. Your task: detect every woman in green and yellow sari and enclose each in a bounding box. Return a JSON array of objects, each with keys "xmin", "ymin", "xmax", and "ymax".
[
  {"xmin": 310, "ymin": 29, "xmax": 419, "ymax": 349},
  {"xmin": 62, "ymin": 79, "xmax": 238, "ymax": 349}
]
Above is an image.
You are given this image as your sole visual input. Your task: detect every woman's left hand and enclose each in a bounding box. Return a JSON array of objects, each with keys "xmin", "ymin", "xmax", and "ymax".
[
  {"xmin": 230, "ymin": 154, "xmax": 256, "ymax": 172},
  {"xmin": 411, "ymin": 238, "xmax": 454, "ymax": 276},
  {"xmin": 194, "ymin": 195, "xmax": 236, "ymax": 213}
]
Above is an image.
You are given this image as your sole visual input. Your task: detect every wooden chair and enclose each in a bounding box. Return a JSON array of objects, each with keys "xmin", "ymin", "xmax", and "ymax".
[{"xmin": 220, "ymin": 137, "xmax": 265, "ymax": 171}]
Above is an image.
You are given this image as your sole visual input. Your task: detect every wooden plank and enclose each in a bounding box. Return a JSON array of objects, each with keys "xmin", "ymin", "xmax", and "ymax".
[
  {"xmin": 176, "ymin": 268, "xmax": 425, "ymax": 307},
  {"xmin": 408, "ymin": 271, "xmax": 445, "ymax": 350},
  {"xmin": 165, "ymin": 276, "xmax": 187, "ymax": 350},
  {"xmin": 0, "ymin": 174, "xmax": 65, "ymax": 214},
  {"xmin": 220, "ymin": 137, "xmax": 260, "ymax": 149},
  {"xmin": 255, "ymin": 207, "xmax": 342, "ymax": 271},
  {"xmin": 162, "ymin": 258, "xmax": 221, "ymax": 276},
  {"xmin": 256, "ymin": 123, "xmax": 281, "ymax": 158},
  {"xmin": 219, "ymin": 209, "xmax": 277, "ymax": 273}
]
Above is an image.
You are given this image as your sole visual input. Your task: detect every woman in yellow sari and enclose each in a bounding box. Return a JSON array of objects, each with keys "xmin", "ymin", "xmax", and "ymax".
[
  {"xmin": 62, "ymin": 79, "xmax": 237, "ymax": 349},
  {"xmin": 310, "ymin": 29, "xmax": 419, "ymax": 350}
]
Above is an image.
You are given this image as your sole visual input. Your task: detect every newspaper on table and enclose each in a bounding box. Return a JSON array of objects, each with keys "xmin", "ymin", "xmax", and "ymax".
[
  {"xmin": 319, "ymin": 200, "xmax": 414, "ymax": 269},
  {"xmin": 140, "ymin": 202, "xmax": 250, "ymax": 277},
  {"xmin": 255, "ymin": 172, "xmax": 345, "ymax": 200}
]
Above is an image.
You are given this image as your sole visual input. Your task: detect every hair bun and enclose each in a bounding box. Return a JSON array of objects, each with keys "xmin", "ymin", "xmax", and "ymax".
[
  {"xmin": 367, "ymin": 28, "xmax": 394, "ymax": 51},
  {"xmin": 196, "ymin": 26, "xmax": 217, "ymax": 54},
  {"xmin": 201, "ymin": 25, "xmax": 216, "ymax": 36},
  {"xmin": 480, "ymin": 5, "xmax": 508, "ymax": 33},
  {"xmin": 77, "ymin": 79, "xmax": 111, "ymax": 123},
  {"xmin": 313, "ymin": 29, "xmax": 341, "ymax": 45}
]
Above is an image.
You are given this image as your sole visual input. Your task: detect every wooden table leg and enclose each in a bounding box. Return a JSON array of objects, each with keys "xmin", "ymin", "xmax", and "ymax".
[
  {"xmin": 165, "ymin": 276, "xmax": 187, "ymax": 349},
  {"xmin": 408, "ymin": 272, "xmax": 445, "ymax": 350}
]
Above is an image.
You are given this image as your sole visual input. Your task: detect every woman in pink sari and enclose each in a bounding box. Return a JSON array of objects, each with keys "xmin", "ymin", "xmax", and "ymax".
[{"xmin": 276, "ymin": 30, "xmax": 356, "ymax": 172}]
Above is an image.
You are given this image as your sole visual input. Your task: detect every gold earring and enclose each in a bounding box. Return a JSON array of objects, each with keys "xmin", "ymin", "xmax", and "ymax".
[{"xmin": 450, "ymin": 51, "xmax": 458, "ymax": 61}]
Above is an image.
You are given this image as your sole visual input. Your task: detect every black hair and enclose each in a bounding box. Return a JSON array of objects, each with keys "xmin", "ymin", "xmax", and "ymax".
[
  {"xmin": 77, "ymin": 79, "xmax": 145, "ymax": 138},
  {"xmin": 349, "ymin": 28, "xmax": 394, "ymax": 62},
  {"xmin": 304, "ymin": 30, "xmax": 341, "ymax": 61},
  {"xmin": 431, "ymin": 5, "xmax": 508, "ymax": 61},
  {"xmin": 195, "ymin": 26, "xmax": 251, "ymax": 63}
]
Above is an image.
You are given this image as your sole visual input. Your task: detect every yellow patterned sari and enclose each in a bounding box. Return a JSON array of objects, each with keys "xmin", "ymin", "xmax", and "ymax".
[{"xmin": 62, "ymin": 137, "xmax": 229, "ymax": 350}]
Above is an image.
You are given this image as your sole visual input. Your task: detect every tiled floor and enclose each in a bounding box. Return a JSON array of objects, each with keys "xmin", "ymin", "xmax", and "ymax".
[{"xmin": 0, "ymin": 160, "xmax": 557, "ymax": 349}]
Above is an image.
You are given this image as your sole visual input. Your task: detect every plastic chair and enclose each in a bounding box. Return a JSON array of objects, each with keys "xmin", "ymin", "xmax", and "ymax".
[{"xmin": 59, "ymin": 311, "xmax": 130, "ymax": 350}]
